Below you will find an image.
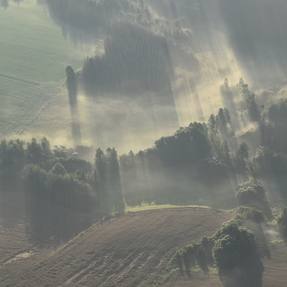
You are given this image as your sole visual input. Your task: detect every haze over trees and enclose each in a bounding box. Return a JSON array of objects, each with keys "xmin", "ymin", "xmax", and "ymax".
[
  {"xmin": 277, "ymin": 208, "xmax": 287, "ymax": 243},
  {"xmin": 82, "ymin": 24, "xmax": 174, "ymax": 96},
  {"xmin": 118, "ymin": 83, "xmax": 287, "ymax": 210},
  {"xmin": 2, "ymin": 2, "xmax": 287, "ymax": 286},
  {"xmin": 0, "ymin": 138, "xmax": 124, "ymax": 244},
  {"xmin": 1, "ymin": 77, "xmax": 287, "ymax": 246}
]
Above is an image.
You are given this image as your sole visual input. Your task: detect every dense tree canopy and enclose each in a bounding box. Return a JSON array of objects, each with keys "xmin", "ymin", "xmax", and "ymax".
[
  {"xmin": 277, "ymin": 208, "xmax": 287, "ymax": 242},
  {"xmin": 237, "ymin": 182, "xmax": 272, "ymax": 219},
  {"xmin": 213, "ymin": 223, "xmax": 264, "ymax": 287},
  {"xmin": 0, "ymin": 138, "xmax": 124, "ymax": 244},
  {"xmin": 154, "ymin": 123, "xmax": 211, "ymax": 165}
]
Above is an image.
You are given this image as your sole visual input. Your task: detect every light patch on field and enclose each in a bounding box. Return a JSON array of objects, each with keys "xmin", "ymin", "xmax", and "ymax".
[
  {"xmin": 4, "ymin": 250, "xmax": 34, "ymax": 265},
  {"xmin": 127, "ymin": 203, "xmax": 211, "ymax": 213}
]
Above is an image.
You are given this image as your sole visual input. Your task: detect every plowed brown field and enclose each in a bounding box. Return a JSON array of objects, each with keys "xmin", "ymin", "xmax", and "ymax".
[{"xmin": 0, "ymin": 207, "xmax": 287, "ymax": 287}]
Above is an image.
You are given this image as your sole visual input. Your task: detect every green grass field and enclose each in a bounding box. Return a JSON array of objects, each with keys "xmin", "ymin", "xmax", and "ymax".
[{"xmin": 0, "ymin": 0, "xmax": 89, "ymax": 141}]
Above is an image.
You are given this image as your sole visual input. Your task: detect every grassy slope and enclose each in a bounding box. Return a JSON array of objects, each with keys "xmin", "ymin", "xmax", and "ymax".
[{"xmin": 0, "ymin": 0, "xmax": 87, "ymax": 140}]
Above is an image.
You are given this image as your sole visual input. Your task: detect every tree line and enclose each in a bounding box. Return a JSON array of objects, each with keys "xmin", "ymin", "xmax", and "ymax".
[
  {"xmin": 0, "ymin": 138, "xmax": 125, "ymax": 245},
  {"xmin": 2, "ymin": 79, "xmax": 287, "ymax": 245},
  {"xmin": 120, "ymin": 80, "xmax": 287, "ymax": 208}
]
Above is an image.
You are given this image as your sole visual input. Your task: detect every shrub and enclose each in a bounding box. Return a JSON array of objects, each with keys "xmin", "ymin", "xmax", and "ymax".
[
  {"xmin": 237, "ymin": 182, "xmax": 272, "ymax": 219},
  {"xmin": 213, "ymin": 223, "xmax": 264, "ymax": 287},
  {"xmin": 277, "ymin": 208, "xmax": 287, "ymax": 242},
  {"xmin": 236, "ymin": 206, "xmax": 265, "ymax": 224}
]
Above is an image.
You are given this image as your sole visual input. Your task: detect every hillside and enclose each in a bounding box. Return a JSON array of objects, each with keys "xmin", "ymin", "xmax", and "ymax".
[
  {"xmin": 0, "ymin": 224, "xmax": 31, "ymax": 266},
  {"xmin": 0, "ymin": 207, "xmax": 231, "ymax": 287},
  {"xmin": 1, "ymin": 207, "xmax": 287, "ymax": 286},
  {"xmin": 0, "ymin": 0, "xmax": 87, "ymax": 142}
]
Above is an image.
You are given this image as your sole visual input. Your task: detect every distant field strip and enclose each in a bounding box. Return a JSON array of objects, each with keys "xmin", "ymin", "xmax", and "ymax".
[{"xmin": 0, "ymin": 73, "xmax": 40, "ymax": 86}]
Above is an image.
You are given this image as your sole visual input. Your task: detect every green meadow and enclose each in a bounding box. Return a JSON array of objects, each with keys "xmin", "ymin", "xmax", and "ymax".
[{"xmin": 0, "ymin": 0, "xmax": 89, "ymax": 140}]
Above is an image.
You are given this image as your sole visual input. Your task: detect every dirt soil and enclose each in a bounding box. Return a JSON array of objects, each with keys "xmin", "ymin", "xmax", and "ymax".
[
  {"xmin": 0, "ymin": 207, "xmax": 286, "ymax": 287},
  {"xmin": 0, "ymin": 223, "xmax": 32, "ymax": 265}
]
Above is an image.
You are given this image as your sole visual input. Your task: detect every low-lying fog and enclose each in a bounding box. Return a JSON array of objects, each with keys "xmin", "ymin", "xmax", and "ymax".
[{"xmin": 1, "ymin": 0, "xmax": 287, "ymax": 152}]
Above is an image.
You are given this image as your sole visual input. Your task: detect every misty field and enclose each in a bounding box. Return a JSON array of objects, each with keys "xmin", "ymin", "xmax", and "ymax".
[{"xmin": 0, "ymin": 0, "xmax": 87, "ymax": 140}]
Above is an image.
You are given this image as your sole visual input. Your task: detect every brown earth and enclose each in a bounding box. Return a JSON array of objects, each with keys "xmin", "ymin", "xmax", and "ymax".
[
  {"xmin": 0, "ymin": 207, "xmax": 287, "ymax": 287},
  {"xmin": 0, "ymin": 207, "xmax": 230, "ymax": 287},
  {"xmin": 0, "ymin": 223, "xmax": 31, "ymax": 265}
]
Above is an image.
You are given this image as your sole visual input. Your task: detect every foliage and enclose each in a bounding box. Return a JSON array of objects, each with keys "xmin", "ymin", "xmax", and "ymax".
[
  {"xmin": 213, "ymin": 223, "xmax": 264, "ymax": 287},
  {"xmin": 277, "ymin": 208, "xmax": 287, "ymax": 242},
  {"xmin": 0, "ymin": 139, "xmax": 25, "ymax": 184},
  {"xmin": 234, "ymin": 142, "xmax": 250, "ymax": 175},
  {"xmin": 120, "ymin": 112, "xmax": 236, "ymax": 206},
  {"xmin": 235, "ymin": 207, "xmax": 270, "ymax": 258},
  {"xmin": 154, "ymin": 122, "xmax": 211, "ymax": 165},
  {"xmin": 261, "ymin": 100, "xmax": 287, "ymax": 153},
  {"xmin": 0, "ymin": 137, "xmax": 125, "ymax": 244},
  {"xmin": 236, "ymin": 206, "xmax": 265, "ymax": 224},
  {"xmin": 239, "ymin": 79, "xmax": 261, "ymax": 122},
  {"xmin": 237, "ymin": 182, "xmax": 272, "ymax": 219},
  {"xmin": 25, "ymin": 164, "xmax": 94, "ymax": 211},
  {"xmin": 254, "ymin": 147, "xmax": 287, "ymax": 200},
  {"xmin": 174, "ymin": 218, "xmax": 266, "ymax": 285},
  {"xmin": 268, "ymin": 99, "xmax": 287, "ymax": 127},
  {"xmin": 174, "ymin": 237, "xmax": 213, "ymax": 277},
  {"xmin": 82, "ymin": 23, "xmax": 173, "ymax": 95},
  {"xmin": 95, "ymin": 148, "xmax": 125, "ymax": 216}
]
